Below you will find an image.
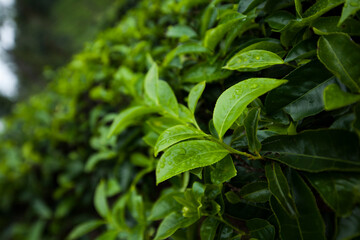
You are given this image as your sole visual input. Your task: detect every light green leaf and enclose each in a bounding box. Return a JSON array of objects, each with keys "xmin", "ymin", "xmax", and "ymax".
[
  {"xmin": 188, "ymin": 81, "xmax": 206, "ymax": 114},
  {"xmin": 339, "ymin": 0, "xmax": 360, "ymax": 25},
  {"xmin": 213, "ymin": 78, "xmax": 287, "ymax": 138},
  {"xmin": 244, "ymin": 108, "xmax": 261, "ymax": 153},
  {"xmin": 158, "ymin": 80, "xmax": 179, "ymax": 116},
  {"xmin": 224, "ymin": 50, "xmax": 284, "ymax": 71},
  {"xmin": 107, "ymin": 105, "xmax": 159, "ymax": 138},
  {"xmin": 261, "ymin": 129, "xmax": 360, "ymax": 172},
  {"xmin": 144, "ymin": 63, "xmax": 159, "ymax": 104},
  {"xmin": 154, "ymin": 212, "xmax": 198, "ymax": 240},
  {"xmin": 166, "ymin": 25, "xmax": 198, "ymax": 39},
  {"xmin": 265, "ymin": 163, "xmax": 296, "ymax": 217},
  {"xmin": 67, "ymin": 220, "xmax": 105, "ymax": 240},
  {"xmin": 94, "ymin": 180, "xmax": 109, "ymax": 218},
  {"xmin": 239, "ymin": 181, "xmax": 271, "ymax": 203},
  {"xmin": 210, "ymin": 155, "xmax": 237, "ymax": 184},
  {"xmin": 95, "ymin": 231, "xmax": 118, "ymax": 240},
  {"xmin": 324, "ymin": 83, "xmax": 360, "ymax": 110},
  {"xmin": 154, "ymin": 125, "xmax": 207, "ymax": 156},
  {"xmin": 295, "ymin": 0, "xmax": 303, "ymax": 17},
  {"xmin": 203, "ymin": 13, "xmax": 247, "ymax": 51},
  {"xmin": 318, "ymin": 33, "xmax": 360, "ymax": 92},
  {"xmin": 163, "ymin": 43, "xmax": 210, "ymax": 66},
  {"xmin": 156, "ymin": 140, "xmax": 229, "ymax": 184}
]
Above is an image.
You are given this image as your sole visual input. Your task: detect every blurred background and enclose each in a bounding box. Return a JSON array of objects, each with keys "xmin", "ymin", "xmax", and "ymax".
[{"xmin": 0, "ymin": 0, "xmax": 129, "ymax": 118}]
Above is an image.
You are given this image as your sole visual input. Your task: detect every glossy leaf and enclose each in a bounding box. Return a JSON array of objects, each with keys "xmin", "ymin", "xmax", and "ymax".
[
  {"xmin": 265, "ymin": 11, "xmax": 296, "ymax": 30},
  {"xmin": 156, "ymin": 140, "xmax": 229, "ymax": 184},
  {"xmin": 324, "ymin": 83, "xmax": 360, "ymax": 110},
  {"xmin": 238, "ymin": 0, "xmax": 266, "ymax": 14},
  {"xmin": 265, "ymin": 60, "xmax": 333, "ymax": 114},
  {"xmin": 244, "ymin": 108, "xmax": 261, "ymax": 153},
  {"xmin": 306, "ymin": 172, "xmax": 360, "ymax": 216},
  {"xmin": 154, "ymin": 125, "xmax": 206, "ymax": 156},
  {"xmin": 318, "ymin": 33, "xmax": 360, "ymax": 92},
  {"xmin": 339, "ymin": 0, "xmax": 360, "ymax": 25},
  {"xmin": 200, "ymin": 217, "xmax": 220, "ymax": 240},
  {"xmin": 67, "ymin": 220, "xmax": 105, "ymax": 240},
  {"xmin": 235, "ymin": 40, "xmax": 286, "ymax": 57},
  {"xmin": 107, "ymin": 105, "xmax": 159, "ymax": 137},
  {"xmin": 284, "ymin": 38, "xmax": 317, "ymax": 62},
  {"xmin": 246, "ymin": 218, "xmax": 275, "ymax": 240},
  {"xmin": 262, "ymin": 129, "xmax": 360, "ymax": 172},
  {"xmin": 224, "ymin": 50, "xmax": 284, "ymax": 71},
  {"xmin": 94, "ymin": 180, "xmax": 109, "ymax": 218},
  {"xmin": 239, "ymin": 181, "xmax": 271, "ymax": 203},
  {"xmin": 154, "ymin": 212, "xmax": 198, "ymax": 240},
  {"xmin": 210, "ymin": 155, "xmax": 237, "ymax": 184},
  {"xmin": 312, "ymin": 16, "xmax": 360, "ymax": 35},
  {"xmin": 283, "ymin": 77, "xmax": 336, "ymax": 121},
  {"xmin": 188, "ymin": 81, "xmax": 206, "ymax": 114},
  {"xmin": 213, "ymin": 78, "xmax": 287, "ymax": 138},
  {"xmin": 265, "ymin": 163, "xmax": 296, "ymax": 216}
]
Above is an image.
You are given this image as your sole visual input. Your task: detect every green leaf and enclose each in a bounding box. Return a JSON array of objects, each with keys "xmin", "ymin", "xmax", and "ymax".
[
  {"xmin": 213, "ymin": 78, "xmax": 287, "ymax": 138},
  {"xmin": 265, "ymin": 60, "xmax": 333, "ymax": 114},
  {"xmin": 236, "ymin": 40, "xmax": 286, "ymax": 57},
  {"xmin": 312, "ymin": 16, "xmax": 360, "ymax": 35},
  {"xmin": 67, "ymin": 220, "xmax": 105, "ymax": 240},
  {"xmin": 306, "ymin": 172, "xmax": 360, "ymax": 216},
  {"xmin": 318, "ymin": 33, "xmax": 360, "ymax": 92},
  {"xmin": 203, "ymin": 13, "xmax": 247, "ymax": 51},
  {"xmin": 244, "ymin": 108, "xmax": 261, "ymax": 153},
  {"xmin": 94, "ymin": 180, "xmax": 109, "ymax": 218},
  {"xmin": 238, "ymin": 0, "xmax": 266, "ymax": 14},
  {"xmin": 295, "ymin": 0, "xmax": 303, "ymax": 17},
  {"xmin": 144, "ymin": 63, "xmax": 159, "ymax": 105},
  {"xmin": 107, "ymin": 105, "xmax": 159, "ymax": 137},
  {"xmin": 324, "ymin": 83, "xmax": 360, "ymax": 110},
  {"xmin": 239, "ymin": 181, "xmax": 271, "ymax": 203},
  {"xmin": 210, "ymin": 155, "xmax": 237, "ymax": 184},
  {"xmin": 339, "ymin": 0, "xmax": 360, "ymax": 25},
  {"xmin": 246, "ymin": 218, "xmax": 275, "ymax": 240},
  {"xmin": 200, "ymin": 217, "xmax": 220, "ymax": 240},
  {"xmin": 282, "ymin": 77, "xmax": 336, "ymax": 121},
  {"xmin": 261, "ymin": 129, "xmax": 360, "ymax": 172},
  {"xmin": 265, "ymin": 11, "xmax": 296, "ymax": 30},
  {"xmin": 289, "ymin": 170, "xmax": 326, "ymax": 240},
  {"xmin": 265, "ymin": 163, "xmax": 296, "ymax": 217},
  {"xmin": 158, "ymin": 80, "xmax": 179, "ymax": 116},
  {"xmin": 95, "ymin": 231, "xmax": 118, "ymax": 240},
  {"xmin": 182, "ymin": 62, "xmax": 232, "ymax": 83},
  {"xmin": 284, "ymin": 38, "xmax": 317, "ymax": 62},
  {"xmin": 149, "ymin": 192, "xmax": 183, "ymax": 220},
  {"xmin": 154, "ymin": 125, "xmax": 207, "ymax": 157},
  {"xmin": 166, "ymin": 25, "xmax": 198, "ymax": 39},
  {"xmin": 156, "ymin": 140, "xmax": 229, "ymax": 184},
  {"xmin": 224, "ymin": 50, "xmax": 284, "ymax": 71},
  {"xmin": 163, "ymin": 43, "xmax": 210, "ymax": 66},
  {"xmin": 188, "ymin": 81, "xmax": 206, "ymax": 114},
  {"xmin": 85, "ymin": 151, "xmax": 117, "ymax": 172},
  {"xmin": 154, "ymin": 212, "xmax": 198, "ymax": 240},
  {"xmin": 336, "ymin": 207, "xmax": 360, "ymax": 240}
]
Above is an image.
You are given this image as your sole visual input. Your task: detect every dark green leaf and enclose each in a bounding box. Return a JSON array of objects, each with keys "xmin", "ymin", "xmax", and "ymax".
[
  {"xmin": 336, "ymin": 207, "xmax": 360, "ymax": 240},
  {"xmin": 306, "ymin": 172, "xmax": 360, "ymax": 216},
  {"xmin": 284, "ymin": 38, "xmax": 317, "ymax": 62},
  {"xmin": 238, "ymin": 0, "xmax": 266, "ymax": 14},
  {"xmin": 149, "ymin": 192, "xmax": 183, "ymax": 220},
  {"xmin": 67, "ymin": 220, "xmax": 105, "ymax": 240},
  {"xmin": 200, "ymin": 217, "xmax": 220, "ymax": 240},
  {"xmin": 210, "ymin": 155, "xmax": 237, "ymax": 184},
  {"xmin": 239, "ymin": 181, "xmax": 271, "ymax": 203},
  {"xmin": 262, "ymin": 129, "xmax": 360, "ymax": 172},
  {"xmin": 312, "ymin": 16, "xmax": 360, "ymax": 35},
  {"xmin": 318, "ymin": 33, "xmax": 360, "ymax": 92},
  {"xmin": 265, "ymin": 163, "xmax": 296, "ymax": 217},
  {"xmin": 244, "ymin": 108, "xmax": 261, "ymax": 153},
  {"xmin": 246, "ymin": 218, "xmax": 275, "ymax": 240},
  {"xmin": 94, "ymin": 180, "xmax": 109, "ymax": 218}
]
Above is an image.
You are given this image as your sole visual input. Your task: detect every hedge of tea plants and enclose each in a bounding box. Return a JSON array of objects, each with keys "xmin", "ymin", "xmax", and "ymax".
[{"xmin": 1, "ymin": 0, "xmax": 360, "ymax": 239}]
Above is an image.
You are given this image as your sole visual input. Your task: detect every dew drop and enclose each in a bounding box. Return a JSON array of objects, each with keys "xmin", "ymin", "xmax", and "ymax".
[{"xmin": 255, "ymin": 56, "xmax": 260, "ymax": 60}]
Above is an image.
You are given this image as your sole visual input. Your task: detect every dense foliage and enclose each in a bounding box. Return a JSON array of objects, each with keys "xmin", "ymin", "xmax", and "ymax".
[{"xmin": 1, "ymin": 0, "xmax": 360, "ymax": 239}]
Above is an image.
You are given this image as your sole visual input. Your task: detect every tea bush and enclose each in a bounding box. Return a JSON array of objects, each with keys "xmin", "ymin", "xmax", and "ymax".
[{"xmin": 1, "ymin": 0, "xmax": 360, "ymax": 239}]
